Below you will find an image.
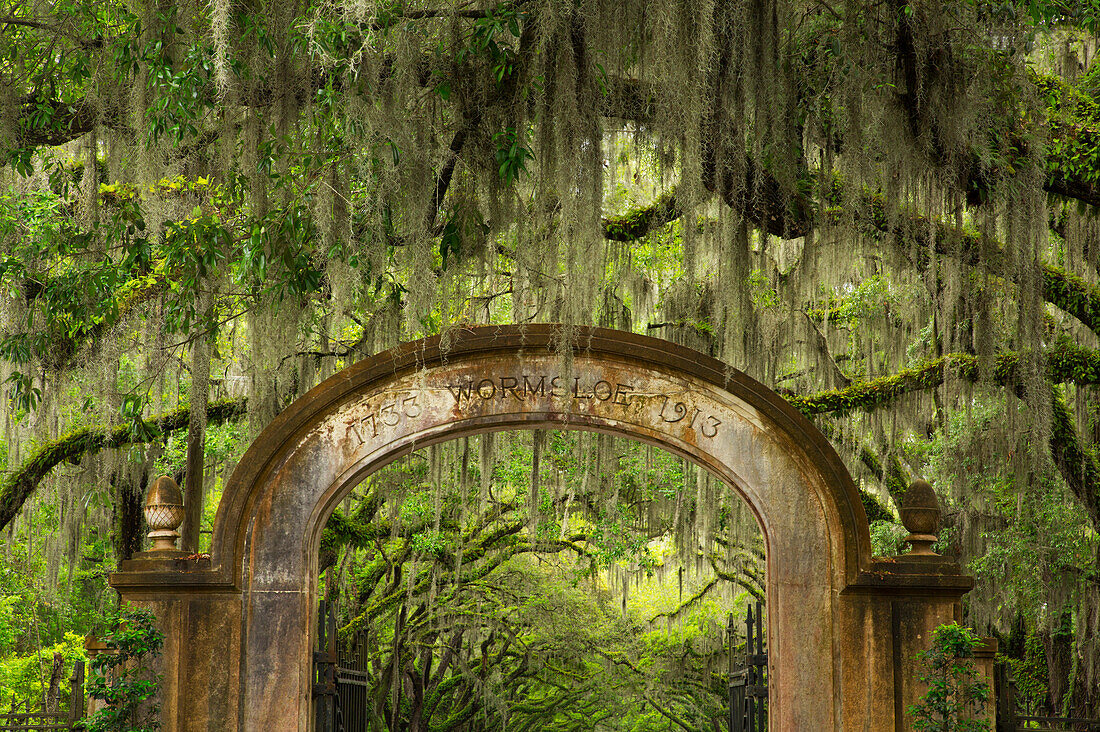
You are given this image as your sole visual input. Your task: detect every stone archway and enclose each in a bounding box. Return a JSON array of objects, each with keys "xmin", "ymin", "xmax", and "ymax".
[{"xmin": 112, "ymin": 325, "xmax": 977, "ymax": 731}]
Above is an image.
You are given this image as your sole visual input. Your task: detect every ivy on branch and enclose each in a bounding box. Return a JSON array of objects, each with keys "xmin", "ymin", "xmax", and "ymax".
[
  {"xmin": 602, "ymin": 188, "xmax": 682, "ymax": 241},
  {"xmin": 783, "ymin": 343, "xmax": 1100, "ymax": 417}
]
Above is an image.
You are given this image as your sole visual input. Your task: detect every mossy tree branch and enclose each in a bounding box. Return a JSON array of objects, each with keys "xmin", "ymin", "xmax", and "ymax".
[
  {"xmin": 646, "ymin": 577, "xmax": 727, "ymax": 622},
  {"xmin": 705, "ymin": 557, "xmax": 766, "ymax": 604},
  {"xmin": 856, "ymin": 449, "xmax": 908, "ymax": 515},
  {"xmin": 602, "ymin": 188, "xmax": 682, "ymax": 241},
  {"xmin": 602, "ymin": 170, "xmax": 1100, "ymax": 340},
  {"xmin": 0, "ymin": 397, "xmax": 247, "ymax": 532},
  {"xmin": 1032, "ymin": 71, "xmax": 1100, "ymax": 208},
  {"xmin": 839, "ymin": 190, "xmax": 1100, "ymax": 338},
  {"xmin": 783, "ymin": 343, "xmax": 1100, "ymax": 417},
  {"xmin": 1041, "ymin": 265, "xmax": 1100, "ymax": 336},
  {"xmin": 785, "ymin": 347, "xmax": 1100, "ymax": 529},
  {"xmin": 641, "ymin": 692, "xmax": 695, "ymax": 732},
  {"xmin": 1049, "ymin": 389, "xmax": 1100, "ymax": 528},
  {"xmin": 817, "ymin": 421, "xmax": 906, "ymax": 512},
  {"xmin": 888, "ymin": 215, "xmax": 1100, "ymax": 339}
]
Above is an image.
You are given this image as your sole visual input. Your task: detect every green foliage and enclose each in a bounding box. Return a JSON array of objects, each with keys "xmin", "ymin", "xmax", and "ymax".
[
  {"xmin": 0, "ymin": 632, "xmax": 86, "ymax": 710},
  {"xmin": 1024, "ymin": 0, "xmax": 1100, "ymax": 33},
  {"xmin": 907, "ymin": 623, "xmax": 992, "ymax": 731},
  {"xmin": 0, "ymin": 397, "xmax": 247, "ymax": 532},
  {"xmin": 85, "ymin": 607, "xmax": 163, "ymax": 732},
  {"xmin": 1041, "ymin": 265, "xmax": 1100, "ymax": 336},
  {"xmin": 0, "ymin": 471, "xmax": 111, "ymax": 678},
  {"xmin": 493, "ymin": 127, "xmax": 532, "ymax": 186},
  {"xmin": 460, "ymin": 4, "xmax": 524, "ymax": 85},
  {"xmin": 930, "ymin": 398, "xmax": 1097, "ymax": 629},
  {"xmin": 4, "ymin": 0, "xmax": 1100, "ymax": 720},
  {"xmin": 999, "ymin": 630, "xmax": 1048, "ymax": 714},
  {"xmin": 439, "ymin": 204, "xmax": 489, "ymax": 271},
  {"xmin": 869, "ymin": 519, "xmax": 907, "ymax": 555},
  {"xmin": 321, "ymin": 433, "xmax": 759, "ymax": 731}
]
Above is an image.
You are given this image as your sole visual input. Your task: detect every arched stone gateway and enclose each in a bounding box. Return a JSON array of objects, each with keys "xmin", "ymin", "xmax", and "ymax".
[{"xmin": 111, "ymin": 325, "xmax": 980, "ymax": 731}]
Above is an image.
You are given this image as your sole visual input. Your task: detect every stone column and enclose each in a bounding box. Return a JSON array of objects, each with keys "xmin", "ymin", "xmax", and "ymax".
[
  {"xmin": 839, "ymin": 480, "xmax": 993, "ymax": 731},
  {"xmin": 111, "ymin": 476, "xmax": 244, "ymax": 732},
  {"xmin": 112, "ymin": 558, "xmax": 243, "ymax": 732},
  {"xmin": 974, "ymin": 638, "xmax": 1000, "ymax": 727}
]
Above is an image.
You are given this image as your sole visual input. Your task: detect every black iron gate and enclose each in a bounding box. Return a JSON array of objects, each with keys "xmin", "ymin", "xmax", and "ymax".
[
  {"xmin": 729, "ymin": 602, "xmax": 767, "ymax": 732},
  {"xmin": 313, "ymin": 599, "xmax": 340, "ymax": 732},
  {"xmin": 995, "ymin": 662, "xmax": 1100, "ymax": 731},
  {"xmin": 314, "ymin": 600, "xmax": 373, "ymax": 732}
]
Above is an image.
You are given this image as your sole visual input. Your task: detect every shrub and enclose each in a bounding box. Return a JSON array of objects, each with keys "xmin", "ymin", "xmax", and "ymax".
[
  {"xmin": 85, "ymin": 606, "xmax": 163, "ymax": 732},
  {"xmin": 908, "ymin": 622, "xmax": 991, "ymax": 732}
]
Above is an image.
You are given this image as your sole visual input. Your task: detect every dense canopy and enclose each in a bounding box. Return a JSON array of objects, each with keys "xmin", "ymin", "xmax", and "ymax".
[{"xmin": 1, "ymin": 0, "xmax": 1100, "ymax": 723}]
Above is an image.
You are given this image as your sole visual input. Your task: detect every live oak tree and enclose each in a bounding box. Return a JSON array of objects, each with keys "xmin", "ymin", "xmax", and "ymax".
[
  {"xmin": 2, "ymin": 0, "xmax": 1100, "ymax": 720},
  {"xmin": 316, "ymin": 431, "xmax": 763, "ymax": 731}
]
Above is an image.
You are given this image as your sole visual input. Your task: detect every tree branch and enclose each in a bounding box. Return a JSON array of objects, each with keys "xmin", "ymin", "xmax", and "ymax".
[
  {"xmin": 785, "ymin": 348, "xmax": 1100, "ymax": 530},
  {"xmin": 648, "ymin": 578, "xmax": 720, "ymax": 622},
  {"xmin": 1049, "ymin": 388, "xmax": 1100, "ymax": 528},
  {"xmin": 0, "ymin": 397, "xmax": 247, "ymax": 532},
  {"xmin": 0, "ymin": 16, "xmax": 104, "ymax": 48},
  {"xmin": 602, "ymin": 188, "xmax": 683, "ymax": 241},
  {"xmin": 784, "ymin": 344, "xmax": 1100, "ymax": 416},
  {"xmin": 642, "ymin": 692, "xmax": 695, "ymax": 732},
  {"xmin": 14, "ymin": 96, "xmax": 98, "ymax": 148}
]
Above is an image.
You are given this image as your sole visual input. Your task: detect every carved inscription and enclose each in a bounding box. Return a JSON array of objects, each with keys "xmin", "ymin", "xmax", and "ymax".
[
  {"xmin": 657, "ymin": 395, "xmax": 722, "ymax": 438},
  {"xmin": 344, "ymin": 376, "xmax": 724, "ymax": 447},
  {"xmin": 446, "ymin": 375, "xmax": 635, "ymax": 406},
  {"xmin": 347, "ymin": 392, "xmax": 422, "ymax": 445},
  {"xmin": 446, "ymin": 374, "xmax": 722, "ymax": 439}
]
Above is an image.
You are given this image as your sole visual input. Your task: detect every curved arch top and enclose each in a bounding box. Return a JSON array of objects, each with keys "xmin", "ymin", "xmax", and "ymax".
[{"xmin": 209, "ymin": 324, "xmax": 873, "ymax": 589}]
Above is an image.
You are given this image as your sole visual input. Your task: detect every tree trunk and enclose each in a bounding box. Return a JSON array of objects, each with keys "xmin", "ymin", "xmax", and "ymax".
[
  {"xmin": 181, "ymin": 326, "xmax": 211, "ymax": 553},
  {"xmin": 44, "ymin": 652, "xmax": 63, "ymax": 713},
  {"xmin": 1042, "ymin": 609, "xmax": 1075, "ymax": 715},
  {"xmin": 1068, "ymin": 640, "xmax": 1100, "ymax": 722},
  {"xmin": 113, "ymin": 472, "xmax": 146, "ymax": 561}
]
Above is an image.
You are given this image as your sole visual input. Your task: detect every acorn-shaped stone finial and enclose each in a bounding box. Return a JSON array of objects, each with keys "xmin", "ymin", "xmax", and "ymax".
[
  {"xmin": 144, "ymin": 475, "xmax": 185, "ymax": 552},
  {"xmin": 899, "ymin": 479, "xmax": 941, "ymax": 556}
]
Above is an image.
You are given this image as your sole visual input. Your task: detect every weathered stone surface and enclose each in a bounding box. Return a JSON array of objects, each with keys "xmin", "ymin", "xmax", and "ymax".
[{"xmin": 110, "ymin": 325, "xmax": 982, "ymax": 730}]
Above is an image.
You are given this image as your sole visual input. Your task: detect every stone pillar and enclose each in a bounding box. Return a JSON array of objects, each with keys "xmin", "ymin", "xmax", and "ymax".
[
  {"xmin": 111, "ymin": 558, "xmax": 243, "ymax": 732},
  {"xmin": 83, "ymin": 634, "xmax": 111, "ymax": 719},
  {"xmin": 836, "ymin": 479, "xmax": 990, "ymax": 730},
  {"xmin": 843, "ymin": 479, "xmax": 993, "ymax": 731},
  {"xmin": 839, "ymin": 558, "xmax": 974, "ymax": 728},
  {"xmin": 974, "ymin": 638, "xmax": 1000, "ymax": 727},
  {"xmin": 111, "ymin": 476, "xmax": 244, "ymax": 732}
]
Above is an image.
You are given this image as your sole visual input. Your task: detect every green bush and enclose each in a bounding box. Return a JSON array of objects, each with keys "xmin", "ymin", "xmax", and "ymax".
[
  {"xmin": 908, "ymin": 622, "xmax": 991, "ymax": 732},
  {"xmin": 85, "ymin": 606, "xmax": 163, "ymax": 732}
]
